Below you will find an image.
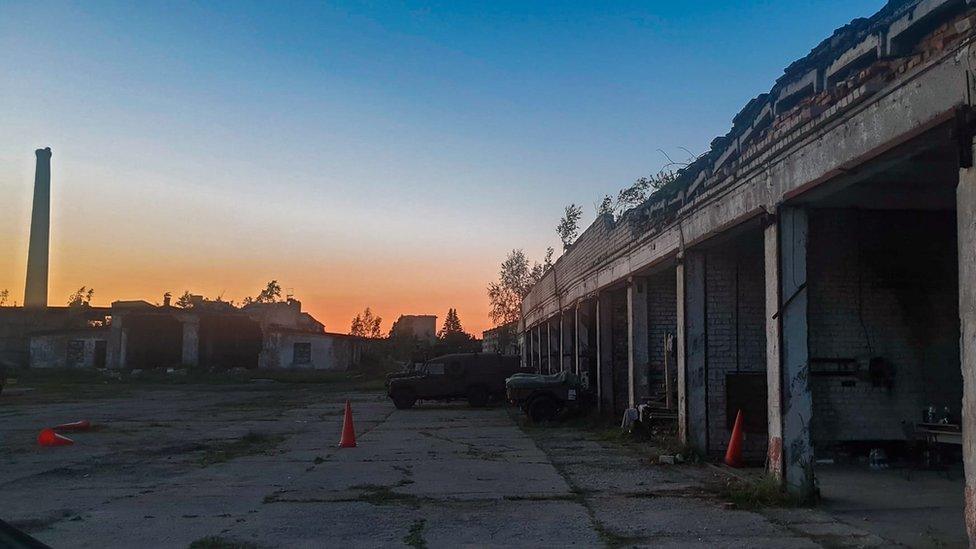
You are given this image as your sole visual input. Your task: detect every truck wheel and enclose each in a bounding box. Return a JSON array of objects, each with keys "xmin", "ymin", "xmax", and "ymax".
[
  {"xmin": 528, "ymin": 397, "xmax": 558, "ymax": 423},
  {"xmin": 391, "ymin": 390, "xmax": 416, "ymax": 409},
  {"xmin": 467, "ymin": 386, "xmax": 489, "ymax": 408}
]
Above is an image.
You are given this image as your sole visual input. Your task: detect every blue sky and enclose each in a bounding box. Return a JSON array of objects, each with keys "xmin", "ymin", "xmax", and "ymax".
[{"xmin": 0, "ymin": 0, "xmax": 883, "ymax": 332}]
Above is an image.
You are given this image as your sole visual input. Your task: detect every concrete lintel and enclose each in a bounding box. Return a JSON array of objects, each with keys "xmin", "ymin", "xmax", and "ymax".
[{"xmin": 522, "ymin": 46, "xmax": 967, "ymax": 329}]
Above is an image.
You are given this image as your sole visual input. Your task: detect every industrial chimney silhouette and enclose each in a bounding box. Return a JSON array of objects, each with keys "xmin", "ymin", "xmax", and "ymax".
[{"xmin": 24, "ymin": 147, "xmax": 52, "ymax": 308}]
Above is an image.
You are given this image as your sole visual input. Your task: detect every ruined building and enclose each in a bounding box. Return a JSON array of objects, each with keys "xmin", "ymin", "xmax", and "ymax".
[
  {"xmin": 390, "ymin": 314, "xmax": 437, "ymax": 343},
  {"xmin": 1, "ymin": 149, "xmax": 364, "ymax": 373},
  {"xmin": 519, "ymin": 0, "xmax": 976, "ymax": 540}
]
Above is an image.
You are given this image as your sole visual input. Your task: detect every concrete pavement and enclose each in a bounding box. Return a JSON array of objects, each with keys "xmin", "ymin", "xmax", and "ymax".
[{"xmin": 0, "ymin": 383, "xmax": 898, "ymax": 547}]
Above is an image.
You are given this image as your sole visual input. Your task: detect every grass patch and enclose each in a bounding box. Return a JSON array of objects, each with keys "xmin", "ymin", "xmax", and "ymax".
[
  {"xmin": 199, "ymin": 431, "xmax": 285, "ymax": 467},
  {"xmin": 347, "ymin": 483, "xmax": 423, "ymax": 507},
  {"xmin": 719, "ymin": 475, "xmax": 809, "ymax": 509},
  {"xmin": 188, "ymin": 535, "xmax": 260, "ymax": 549},
  {"xmin": 402, "ymin": 519, "xmax": 428, "ymax": 549}
]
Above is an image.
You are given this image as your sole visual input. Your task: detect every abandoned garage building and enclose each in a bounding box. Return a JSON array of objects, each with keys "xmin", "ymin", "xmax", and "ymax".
[
  {"xmin": 3, "ymin": 297, "xmax": 364, "ymax": 372},
  {"xmin": 519, "ymin": 0, "xmax": 976, "ymax": 540}
]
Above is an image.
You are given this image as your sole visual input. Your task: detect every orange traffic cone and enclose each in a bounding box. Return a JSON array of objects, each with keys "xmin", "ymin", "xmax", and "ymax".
[
  {"xmin": 38, "ymin": 428, "xmax": 74, "ymax": 447},
  {"xmin": 54, "ymin": 420, "xmax": 92, "ymax": 432},
  {"xmin": 724, "ymin": 409, "xmax": 744, "ymax": 468},
  {"xmin": 338, "ymin": 400, "xmax": 357, "ymax": 448}
]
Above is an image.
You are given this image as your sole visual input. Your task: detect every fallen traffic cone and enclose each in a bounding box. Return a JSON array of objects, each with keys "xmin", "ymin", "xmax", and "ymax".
[
  {"xmin": 53, "ymin": 420, "xmax": 92, "ymax": 432},
  {"xmin": 37, "ymin": 428, "xmax": 74, "ymax": 447},
  {"xmin": 724, "ymin": 409, "xmax": 744, "ymax": 468},
  {"xmin": 338, "ymin": 400, "xmax": 356, "ymax": 448}
]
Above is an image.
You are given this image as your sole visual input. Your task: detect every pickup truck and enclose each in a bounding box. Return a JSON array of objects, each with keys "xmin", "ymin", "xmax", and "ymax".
[{"xmin": 506, "ymin": 371, "xmax": 590, "ymax": 422}]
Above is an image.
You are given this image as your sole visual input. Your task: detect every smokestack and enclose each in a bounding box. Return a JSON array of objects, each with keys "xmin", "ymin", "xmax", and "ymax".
[{"xmin": 24, "ymin": 147, "xmax": 52, "ymax": 308}]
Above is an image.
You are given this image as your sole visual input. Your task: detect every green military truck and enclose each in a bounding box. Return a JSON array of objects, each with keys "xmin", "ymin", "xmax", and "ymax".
[
  {"xmin": 387, "ymin": 353, "xmax": 528, "ymax": 409},
  {"xmin": 506, "ymin": 371, "xmax": 590, "ymax": 422}
]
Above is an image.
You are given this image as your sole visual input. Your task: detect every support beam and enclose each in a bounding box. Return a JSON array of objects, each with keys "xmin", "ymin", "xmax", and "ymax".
[
  {"xmin": 598, "ymin": 292, "xmax": 613, "ymax": 413},
  {"xmin": 681, "ymin": 252, "xmax": 708, "ymax": 452},
  {"xmin": 780, "ymin": 207, "xmax": 813, "ymax": 496},
  {"xmin": 764, "ymin": 218, "xmax": 785, "ymax": 480},
  {"xmin": 627, "ymin": 276, "xmax": 649, "ymax": 408},
  {"xmin": 958, "ymin": 157, "xmax": 976, "ymax": 544}
]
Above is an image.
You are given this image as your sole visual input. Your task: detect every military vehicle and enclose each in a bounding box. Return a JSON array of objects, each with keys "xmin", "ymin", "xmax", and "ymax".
[
  {"xmin": 506, "ymin": 371, "xmax": 590, "ymax": 422},
  {"xmin": 387, "ymin": 353, "xmax": 527, "ymax": 409}
]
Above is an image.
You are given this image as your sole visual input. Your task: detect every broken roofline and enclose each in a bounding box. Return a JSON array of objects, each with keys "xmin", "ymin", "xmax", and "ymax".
[{"xmin": 523, "ymin": 0, "xmax": 976, "ymax": 325}]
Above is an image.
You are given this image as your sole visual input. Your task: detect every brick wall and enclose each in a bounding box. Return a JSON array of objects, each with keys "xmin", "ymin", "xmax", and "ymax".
[
  {"xmin": 610, "ymin": 288, "xmax": 630, "ymax": 415},
  {"xmin": 646, "ymin": 269, "xmax": 677, "ymax": 403},
  {"xmin": 808, "ymin": 209, "xmax": 961, "ymax": 444},
  {"xmin": 705, "ymin": 234, "xmax": 767, "ymax": 459}
]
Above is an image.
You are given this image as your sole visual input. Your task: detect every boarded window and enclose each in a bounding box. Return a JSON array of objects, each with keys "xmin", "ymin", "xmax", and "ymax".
[
  {"xmin": 67, "ymin": 340, "xmax": 86, "ymax": 366},
  {"xmin": 293, "ymin": 343, "xmax": 312, "ymax": 364}
]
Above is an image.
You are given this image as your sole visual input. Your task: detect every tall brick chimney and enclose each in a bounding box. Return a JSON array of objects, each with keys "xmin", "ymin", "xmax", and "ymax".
[{"xmin": 24, "ymin": 147, "xmax": 52, "ymax": 308}]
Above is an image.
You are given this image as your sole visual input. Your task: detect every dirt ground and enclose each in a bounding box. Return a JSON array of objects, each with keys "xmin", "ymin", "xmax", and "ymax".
[{"xmin": 0, "ymin": 375, "xmax": 956, "ymax": 548}]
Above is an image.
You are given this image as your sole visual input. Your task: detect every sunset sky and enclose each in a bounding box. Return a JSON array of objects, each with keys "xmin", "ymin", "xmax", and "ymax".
[{"xmin": 0, "ymin": 0, "xmax": 881, "ymax": 335}]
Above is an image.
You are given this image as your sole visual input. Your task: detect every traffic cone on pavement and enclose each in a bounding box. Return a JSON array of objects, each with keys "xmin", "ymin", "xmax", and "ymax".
[
  {"xmin": 37, "ymin": 428, "xmax": 74, "ymax": 447},
  {"xmin": 338, "ymin": 400, "xmax": 357, "ymax": 448},
  {"xmin": 53, "ymin": 420, "xmax": 92, "ymax": 432},
  {"xmin": 724, "ymin": 409, "xmax": 744, "ymax": 468}
]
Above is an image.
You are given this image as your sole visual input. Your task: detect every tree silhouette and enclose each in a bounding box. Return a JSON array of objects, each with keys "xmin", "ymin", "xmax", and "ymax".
[
  {"xmin": 350, "ymin": 307, "xmax": 382, "ymax": 339},
  {"xmin": 67, "ymin": 287, "xmax": 94, "ymax": 307},
  {"xmin": 438, "ymin": 308, "xmax": 465, "ymax": 339},
  {"xmin": 556, "ymin": 203, "xmax": 583, "ymax": 250},
  {"xmin": 176, "ymin": 291, "xmax": 195, "ymax": 308},
  {"xmin": 243, "ymin": 280, "xmax": 282, "ymax": 305}
]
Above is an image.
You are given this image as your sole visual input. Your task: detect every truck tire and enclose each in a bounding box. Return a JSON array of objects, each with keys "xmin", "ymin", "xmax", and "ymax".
[
  {"xmin": 391, "ymin": 389, "xmax": 416, "ymax": 409},
  {"xmin": 528, "ymin": 396, "xmax": 558, "ymax": 423},
  {"xmin": 467, "ymin": 385, "xmax": 489, "ymax": 408}
]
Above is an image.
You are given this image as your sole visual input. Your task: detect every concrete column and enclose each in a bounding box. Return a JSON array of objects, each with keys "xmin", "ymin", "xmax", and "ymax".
[
  {"xmin": 545, "ymin": 321, "xmax": 552, "ymax": 374},
  {"xmin": 558, "ymin": 313, "xmax": 565, "ymax": 372},
  {"xmin": 536, "ymin": 325, "xmax": 543, "ymax": 373},
  {"xmin": 958, "ymin": 159, "xmax": 976, "ymax": 543},
  {"xmin": 574, "ymin": 303, "xmax": 581, "ymax": 376},
  {"xmin": 578, "ymin": 302, "xmax": 592, "ymax": 389},
  {"xmin": 628, "ymin": 276, "xmax": 649, "ymax": 408},
  {"xmin": 764, "ymin": 218, "xmax": 785, "ymax": 480},
  {"xmin": 676, "ymin": 261, "xmax": 688, "ymax": 444},
  {"xmin": 681, "ymin": 252, "xmax": 708, "ymax": 452},
  {"xmin": 562, "ymin": 312, "xmax": 573, "ymax": 372},
  {"xmin": 780, "ymin": 207, "xmax": 813, "ymax": 496},
  {"xmin": 598, "ymin": 291, "xmax": 614, "ymax": 413},
  {"xmin": 521, "ymin": 329, "xmax": 528, "ymax": 368},
  {"xmin": 24, "ymin": 147, "xmax": 52, "ymax": 308},
  {"xmin": 106, "ymin": 314, "xmax": 125, "ymax": 370},
  {"xmin": 181, "ymin": 317, "xmax": 200, "ymax": 367}
]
